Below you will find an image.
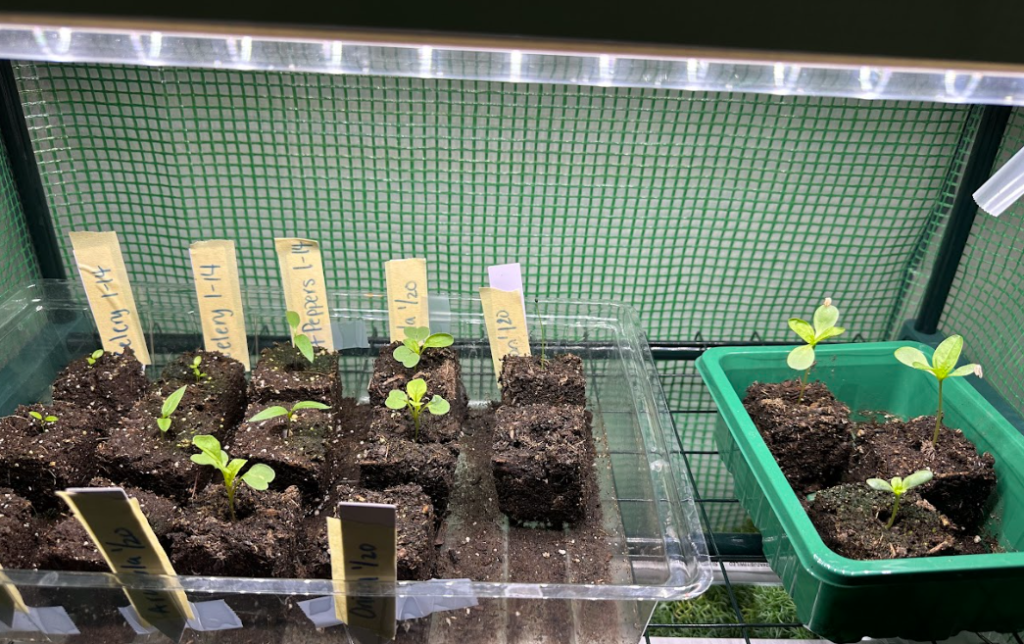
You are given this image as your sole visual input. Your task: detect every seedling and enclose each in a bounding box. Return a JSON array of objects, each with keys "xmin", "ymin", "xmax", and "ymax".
[
  {"xmin": 393, "ymin": 326, "xmax": 454, "ymax": 369},
  {"xmin": 27, "ymin": 411, "xmax": 58, "ymax": 426},
  {"xmin": 787, "ymin": 297, "xmax": 846, "ymax": 403},
  {"xmin": 190, "ymin": 435, "xmax": 276, "ymax": 522},
  {"xmin": 156, "ymin": 385, "xmax": 188, "ymax": 434},
  {"xmin": 189, "ymin": 356, "xmax": 209, "ymax": 381},
  {"xmin": 248, "ymin": 401, "xmax": 330, "ymax": 438},
  {"xmin": 867, "ymin": 469, "xmax": 933, "ymax": 529},
  {"xmin": 894, "ymin": 335, "xmax": 982, "ymax": 447},
  {"xmin": 385, "ymin": 377, "xmax": 450, "ymax": 441},
  {"xmin": 286, "ymin": 310, "xmax": 316, "ymax": 364},
  {"xmin": 85, "ymin": 349, "xmax": 104, "ymax": 367}
]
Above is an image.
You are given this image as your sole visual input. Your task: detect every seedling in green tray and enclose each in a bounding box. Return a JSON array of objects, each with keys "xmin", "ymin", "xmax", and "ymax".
[
  {"xmin": 190, "ymin": 356, "xmax": 209, "ymax": 381},
  {"xmin": 385, "ymin": 377, "xmax": 450, "ymax": 441},
  {"xmin": 867, "ymin": 469, "xmax": 933, "ymax": 529},
  {"xmin": 286, "ymin": 310, "xmax": 316, "ymax": 364},
  {"xmin": 393, "ymin": 326, "xmax": 454, "ymax": 369},
  {"xmin": 85, "ymin": 349, "xmax": 104, "ymax": 367},
  {"xmin": 248, "ymin": 400, "xmax": 330, "ymax": 438},
  {"xmin": 156, "ymin": 385, "xmax": 188, "ymax": 434},
  {"xmin": 787, "ymin": 297, "xmax": 845, "ymax": 403},
  {"xmin": 27, "ymin": 410, "xmax": 58, "ymax": 426},
  {"xmin": 894, "ymin": 335, "xmax": 982, "ymax": 447},
  {"xmin": 191, "ymin": 434, "xmax": 276, "ymax": 522}
]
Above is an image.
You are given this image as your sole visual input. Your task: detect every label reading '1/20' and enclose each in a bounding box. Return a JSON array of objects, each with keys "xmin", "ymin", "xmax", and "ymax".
[
  {"xmin": 189, "ymin": 240, "xmax": 250, "ymax": 370},
  {"xmin": 479, "ymin": 287, "xmax": 532, "ymax": 378},
  {"xmin": 328, "ymin": 503, "xmax": 396, "ymax": 640},
  {"xmin": 69, "ymin": 231, "xmax": 152, "ymax": 365},
  {"xmin": 274, "ymin": 238, "xmax": 335, "ymax": 352},
  {"xmin": 384, "ymin": 258, "xmax": 429, "ymax": 342}
]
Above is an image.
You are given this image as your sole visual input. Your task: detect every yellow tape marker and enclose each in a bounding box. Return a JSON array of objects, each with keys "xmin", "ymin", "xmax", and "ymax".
[
  {"xmin": 328, "ymin": 503, "xmax": 396, "ymax": 641},
  {"xmin": 384, "ymin": 258, "xmax": 429, "ymax": 342},
  {"xmin": 69, "ymin": 231, "xmax": 151, "ymax": 365},
  {"xmin": 274, "ymin": 237, "xmax": 335, "ymax": 352},
  {"xmin": 58, "ymin": 488, "xmax": 193, "ymax": 641},
  {"xmin": 479, "ymin": 287, "xmax": 532, "ymax": 379},
  {"xmin": 189, "ymin": 240, "xmax": 250, "ymax": 370},
  {"xmin": 0, "ymin": 563, "xmax": 29, "ymax": 626}
]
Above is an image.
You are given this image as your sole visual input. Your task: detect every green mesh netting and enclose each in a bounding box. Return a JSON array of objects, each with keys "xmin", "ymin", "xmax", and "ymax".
[
  {"xmin": 14, "ymin": 62, "xmax": 972, "ymax": 346},
  {"xmin": 0, "ymin": 135, "xmax": 38, "ymax": 300}
]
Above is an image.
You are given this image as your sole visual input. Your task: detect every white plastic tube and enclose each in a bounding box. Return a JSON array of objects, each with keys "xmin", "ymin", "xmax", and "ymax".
[{"xmin": 974, "ymin": 144, "xmax": 1024, "ymax": 217}]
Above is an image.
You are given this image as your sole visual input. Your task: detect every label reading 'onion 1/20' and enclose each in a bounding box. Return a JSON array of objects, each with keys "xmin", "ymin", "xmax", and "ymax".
[
  {"xmin": 328, "ymin": 503, "xmax": 397, "ymax": 641},
  {"xmin": 274, "ymin": 238, "xmax": 335, "ymax": 352},
  {"xmin": 57, "ymin": 487, "xmax": 193, "ymax": 642},
  {"xmin": 188, "ymin": 240, "xmax": 250, "ymax": 371},
  {"xmin": 479, "ymin": 286, "xmax": 532, "ymax": 379},
  {"xmin": 68, "ymin": 231, "xmax": 152, "ymax": 365},
  {"xmin": 384, "ymin": 258, "xmax": 430, "ymax": 342}
]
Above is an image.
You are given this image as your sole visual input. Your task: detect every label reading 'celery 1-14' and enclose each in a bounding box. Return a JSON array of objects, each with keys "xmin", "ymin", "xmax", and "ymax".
[
  {"xmin": 274, "ymin": 238, "xmax": 335, "ymax": 352},
  {"xmin": 189, "ymin": 240, "xmax": 250, "ymax": 370}
]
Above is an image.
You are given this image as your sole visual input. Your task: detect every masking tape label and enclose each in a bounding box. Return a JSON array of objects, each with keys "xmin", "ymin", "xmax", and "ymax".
[
  {"xmin": 328, "ymin": 503, "xmax": 396, "ymax": 640},
  {"xmin": 384, "ymin": 258, "xmax": 429, "ymax": 342},
  {"xmin": 274, "ymin": 238, "xmax": 335, "ymax": 352},
  {"xmin": 189, "ymin": 240, "xmax": 250, "ymax": 370},
  {"xmin": 479, "ymin": 287, "xmax": 531, "ymax": 378}
]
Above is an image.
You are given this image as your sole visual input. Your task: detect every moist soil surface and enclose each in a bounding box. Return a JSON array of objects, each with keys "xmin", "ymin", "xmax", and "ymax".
[
  {"xmin": 367, "ymin": 342, "xmax": 468, "ymax": 418},
  {"xmin": 50, "ymin": 347, "xmax": 150, "ymax": 420},
  {"xmin": 847, "ymin": 416, "xmax": 996, "ymax": 530},
  {"xmin": 499, "ymin": 354, "xmax": 586, "ymax": 407},
  {"xmin": 744, "ymin": 380, "xmax": 852, "ymax": 496},
  {"xmin": 157, "ymin": 349, "xmax": 248, "ymax": 433},
  {"xmin": 250, "ymin": 342, "xmax": 342, "ymax": 408}
]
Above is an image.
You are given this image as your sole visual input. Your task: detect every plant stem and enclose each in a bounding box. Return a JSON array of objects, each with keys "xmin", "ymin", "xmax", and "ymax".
[
  {"xmin": 226, "ymin": 482, "xmax": 237, "ymax": 522},
  {"xmin": 932, "ymin": 378, "xmax": 944, "ymax": 447},
  {"xmin": 411, "ymin": 407, "xmax": 421, "ymax": 442},
  {"xmin": 797, "ymin": 368, "xmax": 811, "ymax": 404},
  {"xmin": 885, "ymin": 494, "xmax": 901, "ymax": 530}
]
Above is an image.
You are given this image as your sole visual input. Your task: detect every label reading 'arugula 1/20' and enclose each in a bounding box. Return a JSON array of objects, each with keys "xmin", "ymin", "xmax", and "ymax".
[{"xmin": 274, "ymin": 238, "xmax": 335, "ymax": 352}]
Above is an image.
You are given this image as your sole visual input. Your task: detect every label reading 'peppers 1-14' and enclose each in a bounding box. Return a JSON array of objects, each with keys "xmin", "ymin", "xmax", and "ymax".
[
  {"xmin": 274, "ymin": 238, "xmax": 335, "ymax": 352},
  {"xmin": 189, "ymin": 240, "xmax": 250, "ymax": 370}
]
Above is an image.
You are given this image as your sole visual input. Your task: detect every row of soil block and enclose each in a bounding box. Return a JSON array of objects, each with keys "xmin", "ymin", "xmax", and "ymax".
[{"xmin": 491, "ymin": 354, "xmax": 592, "ymax": 527}]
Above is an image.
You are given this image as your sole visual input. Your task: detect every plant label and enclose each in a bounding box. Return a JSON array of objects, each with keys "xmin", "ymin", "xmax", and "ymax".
[
  {"xmin": 328, "ymin": 503, "xmax": 397, "ymax": 641},
  {"xmin": 57, "ymin": 487, "xmax": 193, "ymax": 642},
  {"xmin": 487, "ymin": 263, "xmax": 526, "ymax": 315},
  {"xmin": 69, "ymin": 231, "xmax": 152, "ymax": 365},
  {"xmin": 189, "ymin": 241, "xmax": 250, "ymax": 370},
  {"xmin": 479, "ymin": 287, "xmax": 532, "ymax": 379},
  {"xmin": 385, "ymin": 258, "xmax": 429, "ymax": 342},
  {"xmin": 274, "ymin": 238, "xmax": 335, "ymax": 352},
  {"xmin": 0, "ymin": 564, "xmax": 29, "ymax": 627}
]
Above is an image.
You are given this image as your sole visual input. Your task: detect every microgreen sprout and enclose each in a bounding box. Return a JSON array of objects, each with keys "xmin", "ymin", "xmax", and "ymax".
[
  {"xmin": 189, "ymin": 356, "xmax": 208, "ymax": 381},
  {"xmin": 393, "ymin": 326, "xmax": 454, "ymax": 369},
  {"xmin": 787, "ymin": 297, "xmax": 845, "ymax": 403},
  {"xmin": 286, "ymin": 310, "xmax": 316, "ymax": 365},
  {"xmin": 385, "ymin": 377, "xmax": 450, "ymax": 441},
  {"xmin": 27, "ymin": 411, "xmax": 58, "ymax": 426},
  {"xmin": 85, "ymin": 349, "xmax": 104, "ymax": 367},
  {"xmin": 895, "ymin": 335, "xmax": 982, "ymax": 448},
  {"xmin": 867, "ymin": 469, "xmax": 933, "ymax": 529},
  {"xmin": 190, "ymin": 435, "xmax": 276, "ymax": 522},
  {"xmin": 156, "ymin": 385, "xmax": 188, "ymax": 434},
  {"xmin": 248, "ymin": 401, "xmax": 330, "ymax": 438}
]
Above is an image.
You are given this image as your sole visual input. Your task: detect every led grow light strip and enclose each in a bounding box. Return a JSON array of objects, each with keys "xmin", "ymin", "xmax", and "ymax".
[{"xmin": 3, "ymin": 19, "xmax": 1024, "ymax": 105}]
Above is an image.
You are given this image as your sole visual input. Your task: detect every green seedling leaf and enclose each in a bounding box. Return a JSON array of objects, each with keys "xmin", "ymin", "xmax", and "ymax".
[
  {"xmin": 241, "ymin": 463, "xmax": 276, "ymax": 490},
  {"xmin": 788, "ymin": 318, "xmax": 815, "ymax": 344},
  {"xmin": 225, "ymin": 458, "xmax": 248, "ymax": 481},
  {"xmin": 950, "ymin": 363, "xmax": 982, "ymax": 378},
  {"xmin": 190, "ymin": 451, "xmax": 218, "ymax": 466},
  {"xmin": 402, "ymin": 338, "xmax": 421, "ymax": 353},
  {"xmin": 816, "ymin": 326, "xmax": 846, "ymax": 342},
  {"xmin": 405, "ymin": 326, "xmax": 430, "ymax": 343},
  {"xmin": 86, "ymin": 349, "xmax": 104, "ymax": 366},
  {"xmin": 295, "ymin": 334, "xmax": 316, "ymax": 364},
  {"xmin": 157, "ymin": 417, "xmax": 172, "ymax": 433},
  {"xmin": 866, "ymin": 478, "xmax": 894, "ymax": 493},
  {"xmin": 385, "ymin": 390, "xmax": 408, "ymax": 410},
  {"xmin": 423, "ymin": 333, "xmax": 454, "ymax": 349},
  {"xmin": 813, "ymin": 301, "xmax": 839, "ymax": 336},
  {"xmin": 787, "ymin": 344, "xmax": 815, "ymax": 371},
  {"xmin": 932, "ymin": 335, "xmax": 964, "ymax": 378},
  {"xmin": 29, "ymin": 411, "xmax": 42, "ymax": 421},
  {"xmin": 426, "ymin": 395, "xmax": 450, "ymax": 415},
  {"xmin": 286, "ymin": 310, "xmax": 301, "ymax": 329},
  {"xmin": 902, "ymin": 469, "xmax": 933, "ymax": 490},
  {"xmin": 894, "ymin": 347, "xmax": 930, "ymax": 372},
  {"xmin": 291, "ymin": 401, "xmax": 330, "ymax": 411},
  {"xmin": 394, "ymin": 345, "xmax": 420, "ymax": 368},
  {"xmin": 44, "ymin": 416, "xmax": 58, "ymax": 423},
  {"xmin": 407, "ymin": 377, "xmax": 428, "ymax": 402},
  {"xmin": 162, "ymin": 385, "xmax": 188, "ymax": 418},
  {"xmin": 192, "ymin": 434, "xmax": 223, "ymax": 461},
  {"xmin": 248, "ymin": 406, "xmax": 289, "ymax": 423}
]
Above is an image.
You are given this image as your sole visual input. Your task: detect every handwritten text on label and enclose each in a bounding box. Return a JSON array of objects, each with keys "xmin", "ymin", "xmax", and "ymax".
[
  {"xmin": 190, "ymin": 241, "xmax": 250, "ymax": 370},
  {"xmin": 479, "ymin": 287, "xmax": 532, "ymax": 379},
  {"xmin": 274, "ymin": 238, "xmax": 335, "ymax": 352},
  {"xmin": 384, "ymin": 258, "xmax": 429, "ymax": 342}
]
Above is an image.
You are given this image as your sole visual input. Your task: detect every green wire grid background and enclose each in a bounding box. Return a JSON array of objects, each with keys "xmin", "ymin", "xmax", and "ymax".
[{"xmin": 0, "ymin": 135, "xmax": 38, "ymax": 300}]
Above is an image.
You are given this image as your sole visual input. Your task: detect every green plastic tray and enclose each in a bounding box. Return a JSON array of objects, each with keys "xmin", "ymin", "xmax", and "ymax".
[{"xmin": 697, "ymin": 342, "xmax": 1024, "ymax": 642}]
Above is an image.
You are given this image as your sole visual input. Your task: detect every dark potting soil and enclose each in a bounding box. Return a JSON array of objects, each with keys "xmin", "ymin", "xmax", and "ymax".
[
  {"xmin": 158, "ymin": 349, "xmax": 248, "ymax": 431},
  {"xmin": 744, "ymin": 380, "xmax": 852, "ymax": 496},
  {"xmin": 0, "ymin": 402, "xmax": 103, "ymax": 511},
  {"xmin": 369, "ymin": 404, "xmax": 461, "ymax": 445},
  {"xmin": 299, "ymin": 483, "xmax": 436, "ymax": 581},
  {"xmin": 808, "ymin": 483, "xmax": 973, "ymax": 560},
  {"xmin": 250, "ymin": 342, "xmax": 342, "ymax": 408},
  {"xmin": 168, "ymin": 484, "xmax": 303, "ymax": 577},
  {"xmin": 50, "ymin": 347, "xmax": 150, "ymax": 421},
  {"xmin": 367, "ymin": 342, "xmax": 468, "ymax": 419},
  {"xmin": 847, "ymin": 416, "xmax": 996, "ymax": 530},
  {"xmin": 230, "ymin": 400, "xmax": 333, "ymax": 505},
  {"xmin": 499, "ymin": 354, "xmax": 586, "ymax": 407},
  {"xmin": 323, "ymin": 397, "xmax": 372, "ymax": 486},
  {"xmin": 357, "ymin": 432, "xmax": 460, "ymax": 515},
  {"xmin": 0, "ymin": 488, "xmax": 41, "ymax": 570},
  {"xmin": 491, "ymin": 404, "xmax": 593, "ymax": 526}
]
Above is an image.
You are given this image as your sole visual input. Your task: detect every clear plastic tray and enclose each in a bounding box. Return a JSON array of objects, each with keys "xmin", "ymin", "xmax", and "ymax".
[{"xmin": 0, "ymin": 280, "xmax": 710, "ymax": 644}]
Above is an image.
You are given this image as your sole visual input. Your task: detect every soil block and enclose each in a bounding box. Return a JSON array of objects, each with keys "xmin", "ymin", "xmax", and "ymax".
[
  {"xmin": 499, "ymin": 354, "xmax": 586, "ymax": 408},
  {"xmin": 51, "ymin": 347, "xmax": 150, "ymax": 421},
  {"xmin": 158, "ymin": 349, "xmax": 248, "ymax": 431},
  {"xmin": 743, "ymin": 380, "xmax": 852, "ymax": 496},
  {"xmin": 300, "ymin": 483, "xmax": 436, "ymax": 581},
  {"xmin": 847, "ymin": 416, "xmax": 997, "ymax": 530},
  {"xmin": 0, "ymin": 489, "xmax": 41, "ymax": 570},
  {"xmin": 0, "ymin": 402, "xmax": 103, "ymax": 511},
  {"xmin": 230, "ymin": 400, "xmax": 333, "ymax": 505},
  {"xmin": 808, "ymin": 483, "xmax": 968, "ymax": 560},
  {"xmin": 491, "ymin": 404, "xmax": 593, "ymax": 526},
  {"xmin": 357, "ymin": 431, "xmax": 459, "ymax": 515},
  {"xmin": 250, "ymin": 342, "xmax": 342, "ymax": 408},
  {"xmin": 169, "ymin": 484, "xmax": 302, "ymax": 577},
  {"xmin": 370, "ymin": 404, "xmax": 460, "ymax": 445},
  {"xmin": 367, "ymin": 342, "xmax": 468, "ymax": 420}
]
